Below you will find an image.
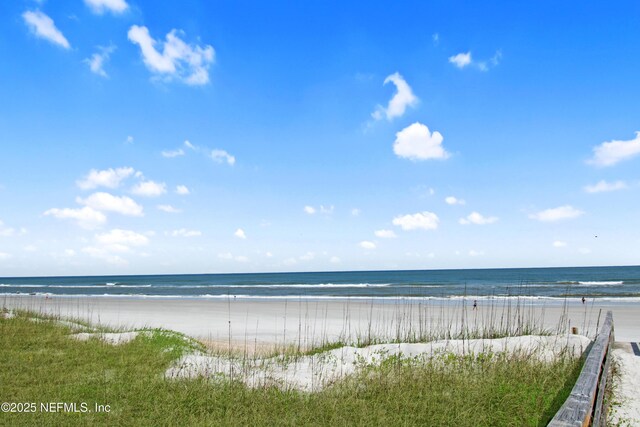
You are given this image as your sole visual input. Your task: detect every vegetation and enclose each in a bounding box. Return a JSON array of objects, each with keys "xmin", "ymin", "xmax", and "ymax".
[{"xmin": 0, "ymin": 309, "xmax": 583, "ymax": 426}]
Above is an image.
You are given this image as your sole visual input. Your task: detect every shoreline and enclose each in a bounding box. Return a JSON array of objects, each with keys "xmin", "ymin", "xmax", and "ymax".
[{"xmin": 4, "ymin": 295, "xmax": 639, "ymax": 344}]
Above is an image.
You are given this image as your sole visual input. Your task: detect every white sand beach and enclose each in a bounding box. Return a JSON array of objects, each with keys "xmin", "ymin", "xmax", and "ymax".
[{"xmin": 3, "ymin": 295, "xmax": 639, "ymax": 345}]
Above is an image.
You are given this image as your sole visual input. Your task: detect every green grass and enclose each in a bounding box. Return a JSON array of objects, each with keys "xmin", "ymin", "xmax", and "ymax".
[{"xmin": 0, "ymin": 311, "xmax": 583, "ymax": 426}]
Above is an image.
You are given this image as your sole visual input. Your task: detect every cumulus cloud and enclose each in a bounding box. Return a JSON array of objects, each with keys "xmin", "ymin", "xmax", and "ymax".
[
  {"xmin": 449, "ymin": 52, "xmax": 472, "ymax": 68},
  {"xmin": 84, "ymin": 0, "xmax": 129, "ymax": 14},
  {"xmin": 588, "ymin": 132, "xmax": 640, "ymax": 167},
  {"xmin": 44, "ymin": 207, "xmax": 106, "ymax": 229},
  {"xmin": 529, "ymin": 205, "xmax": 584, "ymax": 222},
  {"xmin": 218, "ymin": 252, "xmax": 248, "ymax": 262},
  {"xmin": 85, "ymin": 45, "xmax": 116, "ymax": 78},
  {"xmin": 351, "ymin": 208, "xmax": 361, "ymax": 216},
  {"xmin": 445, "ymin": 196, "xmax": 465, "ymax": 205},
  {"xmin": 329, "ymin": 256, "xmax": 341, "ymax": 264},
  {"xmin": 393, "ymin": 122, "xmax": 449, "ymax": 161},
  {"xmin": 371, "ymin": 72, "xmax": 418, "ymax": 121},
  {"xmin": 96, "ymin": 228, "xmax": 148, "ymax": 247},
  {"xmin": 176, "ymin": 185, "xmax": 190, "ymax": 195},
  {"xmin": 359, "ymin": 241, "xmax": 376, "ymax": 250},
  {"xmin": 299, "ymin": 252, "xmax": 315, "ymax": 261},
  {"xmin": 77, "ymin": 192, "xmax": 143, "ymax": 216},
  {"xmin": 168, "ymin": 228, "xmax": 201, "ymax": 237},
  {"xmin": 0, "ymin": 252, "xmax": 13, "ymax": 260},
  {"xmin": 184, "ymin": 140, "xmax": 196, "ymax": 150},
  {"xmin": 234, "ymin": 228, "xmax": 247, "ymax": 239},
  {"xmin": 374, "ymin": 229, "xmax": 397, "ymax": 238},
  {"xmin": 0, "ymin": 220, "xmax": 24, "ymax": 237},
  {"xmin": 583, "ymin": 180, "xmax": 628, "ymax": 193},
  {"xmin": 468, "ymin": 250, "xmax": 484, "ymax": 257},
  {"xmin": 459, "ymin": 212, "xmax": 498, "ymax": 225},
  {"xmin": 553, "ymin": 241, "xmax": 567, "ymax": 248},
  {"xmin": 449, "ymin": 50, "xmax": 501, "ymax": 71},
  {"xmin": 126, "ymin": 136, "xmax": 134, "ymax": 144},
  {"xmin": 304, "ymin": 206, "xmax": 316, "ymax": 215},
  {"xmin": 392, "ymin": 212, "xmax": 439, "ymax": 231},
  {"xmin": 161, "ymin": 148, "xmax": 185, "ymax": 158},
  {"xmin": 127, "ymin": 25, "xmax": 215, "ymax": 86},
  {"xmin": 157, "ymin": 204, "xmax": 181, "ymax": 213},
  {"xmin": 22, "ymin": 10, "xmax": 70, "ymax": 49},
  {"xmin": 77, "ymin": 167, "xmax": 135, "ymax": 190},
  {"xmin": 211, "ymin": 149, "xmax": 235, "ymax": 165},
  {"xmin": 131, "ymin": 180, "xmax": 166, "ymax": 197}
]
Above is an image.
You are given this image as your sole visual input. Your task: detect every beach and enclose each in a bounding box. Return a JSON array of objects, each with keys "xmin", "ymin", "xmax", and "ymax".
[{"xmin": 3, "ymin": 295, "xmax": 639, "ymax": 345}]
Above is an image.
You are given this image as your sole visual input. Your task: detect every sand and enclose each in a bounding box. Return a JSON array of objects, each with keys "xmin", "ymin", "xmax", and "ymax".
[
  {"xmin": 166, "ymin": 334, "xmax": 591, "ymax": 392},
  {"xmin": 2, "ymin": 295, "xmax": 638, "ymax": 346},
  {"xmin": 610, "ymin": 346, "xmax": 640, "ymax": 425}
]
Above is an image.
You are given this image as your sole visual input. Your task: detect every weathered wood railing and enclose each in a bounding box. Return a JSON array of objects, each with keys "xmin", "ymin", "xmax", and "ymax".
[{"xmin": 548, "ymin": 310, "xmax": 614, "ymax": 427}]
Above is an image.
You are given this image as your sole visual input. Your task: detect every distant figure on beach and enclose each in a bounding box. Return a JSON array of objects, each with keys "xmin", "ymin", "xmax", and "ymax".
[
  {"xmin": 473, "ymin": 300, "xmax": 477, "ymax": 310},
  {"xmin": 582, "ymin": 297, "xmax": 586, "ymax": 304}
]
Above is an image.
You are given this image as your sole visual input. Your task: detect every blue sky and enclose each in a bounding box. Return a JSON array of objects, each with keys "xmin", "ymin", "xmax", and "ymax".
[{"xmin": 1, "ymin": 0, "xmax": 640, "ymax": 276}]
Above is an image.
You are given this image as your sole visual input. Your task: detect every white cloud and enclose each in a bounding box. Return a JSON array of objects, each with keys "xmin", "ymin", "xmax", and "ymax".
[
  {"xmin": 449, "ymin": 52, "xmax": 472, "ymax": 68},
  {"xmin": 96, "ymin": 229, "xmax": 148, "ymax": 247},
  {"xmin": 359, "ymin": 241, "xmax": 376, "ymax": 250},
  {"xmin": 320, "ymin": 205, "xmax": 334, "ymax": 214},
  {"xmin": 0, "ymin": 220, "xmax": 27, "ymax": 238},
  {"xmin": 82, "ymin": 246, "xmax": 127, "ymax": 265},
  {"xmin": 127, "ymin": 25, "xmax": 215, "ymax": 86},
  {"xmin": 529, "ymin": 205, "xmax": 584, "ymax": 222},
  {"xmin": 303, "ymin": 206, "xmax": 316, "ymax": 215},
  {"xmin": 579, "ymin": 247, "xmax": 591, "ymax": 255},
  {"xmin": 77, "ymin": 167, "xmax": 135, "ymax": 190},
  {"xmin": 218, "ymin": 252, "xmax": 248, "ymax": 262},
  {"xmin": 157, "ymin": 205, "xmax": 181, "ymax": 213},
  {"xmin": 299, "ymin": 252, "xmax": 315, "ymax": 261},
  {"xmin": 77, "ymin": 192, "xmax": 143, "ymax": 216},
  {"xmin": 211, "ymin": 149, "xmax": 235, "ymax": 165},
  {"xmin": 432, "ymin": 33, "xmax": 439, "ymax": 44},
  {"xmin": 351, "ymin": 208, "xmax": 361, "ymax": 216},
  {"xmin": 329, "ymin": 256, "xmax": 341, "ymax": 264},
  {"xmin": 371, "ymin": 72, "xmax": 418, "ymax": 121},
  {"xmin": 393, "ymin": 122, "xmax": 449, "ymax": 161},
  {"xmin": 392, "ymin": 212, "xmax": 439, "ymax": 231},
  {"xmin": 459, "ymin": 212, "xmax": 498, "ymax": 225},
  {"xmin": 588, "ymin": 132, "xmax": 640, "ymax": 167},
  {"xmin": 22, "ymin": 10, "xmax": 70, "ymax": 49},
  {"xmin": 131, "ymin": 180, "xmax": 166, "ymax": 197},
  {"xmin": 126, "ymin": 136, "xmax": 134, "ymax": 144},
  {"xmin": 176, "ymin": 185, "xmax": 190, "ymax": 195},
  {"xmin": 168, "ymin": 228, "xmax": 202, "ymax": 237},
  {"xmin": 553, "ymin": 241, "xmax": 567, "ymax": 248},
  {"xmin": 583, "ymin": 180, "xmax": 627, "ymax": 193},
  {"xmin": 84, "ymin": 0, "xmax": 128, "ymax": 14},
  {"xmin": 234, "ymin": 228, "xmax": 247, "ymax": 239},
  {"xmin": 0, "ymin": 252, "xmax": 13, "ymax": 261},
  {"xmin": 450, "ymin": 50, "xmax": 501, "ymax": 71},
  {"xmin": 85, "ymin": 45, "xmax": 115, "ymax": 78},
  {"xmin": 445, "ymin": 196, "xmax": 465, "ymax": 205},
  {"xmin": 374, "ymin": 229, "xmax": 397, "ymax": 238},
  {"xmin": 184, "ymin": 140, "xmax": 196, "ymax": 150},
  {"xmin": 44, "ymin": 207, "xmax": 106, "ymax": 229},
  {"xmin": 24, "ymin": 245, "xmax": 38, "ymax": 252},
  {"xmin": 468, "ymin": 250, "xmax": 484, "ymax": 257},
  {"xmin": 161, "ymin": 148, "xmax": 185, "ymax": 158}
]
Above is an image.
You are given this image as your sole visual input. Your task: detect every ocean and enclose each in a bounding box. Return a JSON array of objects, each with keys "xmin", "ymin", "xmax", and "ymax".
[{"xmin": 1, "ymin": 266, "xmax": 640, "ymax": 302}]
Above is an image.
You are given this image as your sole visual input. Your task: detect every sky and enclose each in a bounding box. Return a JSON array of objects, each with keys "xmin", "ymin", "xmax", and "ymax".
[{"xmin": 1, "ymin": 0, "xmax": 640, "ymax": 276}]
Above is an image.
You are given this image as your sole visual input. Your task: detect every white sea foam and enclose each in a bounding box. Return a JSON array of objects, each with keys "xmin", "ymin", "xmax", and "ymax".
[{"xmin": 578, "ymin": 281, "xmax": 623, "ymax": 286}]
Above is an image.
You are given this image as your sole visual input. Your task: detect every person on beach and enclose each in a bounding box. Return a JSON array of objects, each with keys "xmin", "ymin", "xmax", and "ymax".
[
  {"xmin": 582, "ymin": 297, "xmax": 585, "ymax": 304},
  {"xmin": 473, "ymin": 300, "xmax": 477, "ymax": 310}
]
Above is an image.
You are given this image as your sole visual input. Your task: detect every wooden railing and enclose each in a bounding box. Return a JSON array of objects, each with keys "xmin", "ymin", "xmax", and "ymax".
[{"xmin": 548, "ymin": 310, "xmax": 614, "ymax": 427}]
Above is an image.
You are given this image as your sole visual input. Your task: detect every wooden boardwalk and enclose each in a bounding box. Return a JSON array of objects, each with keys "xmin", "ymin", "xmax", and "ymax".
[{"xmin": 548, "ymin": 311, "xmax": 614, "ymax": 427}]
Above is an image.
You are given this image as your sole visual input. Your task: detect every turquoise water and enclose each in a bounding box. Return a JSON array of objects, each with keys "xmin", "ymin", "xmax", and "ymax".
[{"xmin": 2, "ymin": 266, "xmax": 640, "ymax": 302}]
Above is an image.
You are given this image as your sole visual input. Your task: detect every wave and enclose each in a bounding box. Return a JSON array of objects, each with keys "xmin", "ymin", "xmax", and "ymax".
[
  {"xmin": 48, "ymin": 284, "xmax": 153, "ymax": 289},
  {"xmin": 4, "ymin": 292, "xmax": 640, "ymax": 303},
  {"xmin": 578, "ymin": 281, "xmax": 623, "ymax": 286},
  {"xmin": 0, "ymin": 284, "xmax": 42, "ymax": 288}
]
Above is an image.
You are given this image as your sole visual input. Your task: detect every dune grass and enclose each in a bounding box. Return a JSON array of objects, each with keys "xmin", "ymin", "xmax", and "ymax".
[{"xmin": 0, "ymin": 308, "xmax": 583, "ymax": 426}]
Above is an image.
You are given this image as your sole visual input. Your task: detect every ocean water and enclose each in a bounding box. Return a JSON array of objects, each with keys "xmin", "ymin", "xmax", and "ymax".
[{"xmin": 1, "ymin": 266, "xmax": 640, "ymax": 302}]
